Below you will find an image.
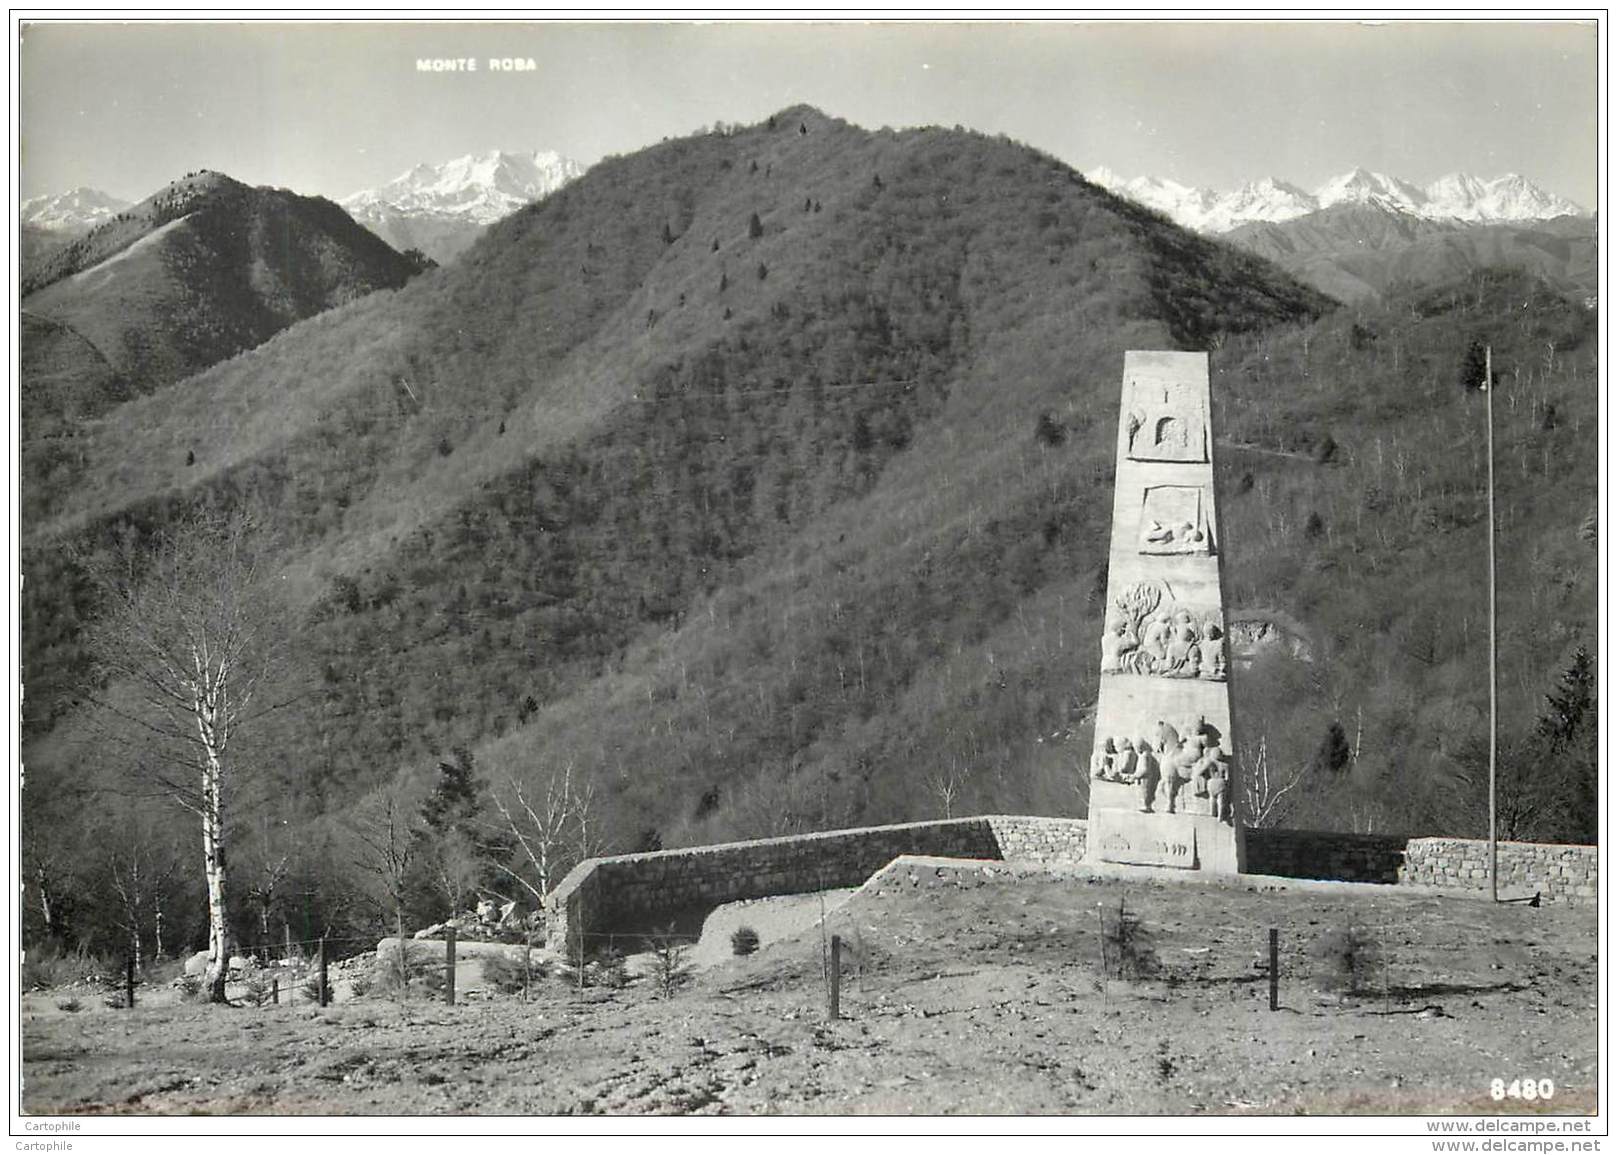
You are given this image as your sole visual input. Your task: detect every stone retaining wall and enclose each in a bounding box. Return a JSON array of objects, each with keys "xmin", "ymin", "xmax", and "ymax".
[
  {"xmin": 1400, "ymin": 838, "xmax": 1598, "ymax": 906},
  {"xmin": 543, "ymin": 815, "xmax": 1088, "ymax": 951},
  {"xmin": 544, "ymin": 817, "xmax": 1595, "ymax": 951}
]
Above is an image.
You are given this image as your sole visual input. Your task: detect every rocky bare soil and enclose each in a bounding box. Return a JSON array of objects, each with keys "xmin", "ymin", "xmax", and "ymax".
[{"xmin": 21, "ymin": 868, "xmax": 1598, "ymax": 1117}]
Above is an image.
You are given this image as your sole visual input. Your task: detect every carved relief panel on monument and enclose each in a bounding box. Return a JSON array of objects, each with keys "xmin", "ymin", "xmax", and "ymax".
[
  {"xmin": 1098, "ymin": 579, "xmax": 1227, "ymax": 681},
  {"xmin": 1088, "ymin": 717, "xmax": 1233, "ymax": 823},
  {"xmin": 1124, "ymin": 378, "xmax": 1208, "ymax": 463},
  {"xmin": 1138, "ymin": 484, "xmax": 1214, "ymax": 555}
]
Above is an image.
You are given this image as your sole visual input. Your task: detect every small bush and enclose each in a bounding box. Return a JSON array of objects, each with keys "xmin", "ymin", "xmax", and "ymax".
[
  {"xmin": 22, "ymin": 942, "xmax": 107, "ymax": 991},
  {"xmin": 55, "ymin": 997, "xmax": 81, "ymax": 1013},
  {"xmin": 370, "ymin": 943, "xmax": 444, "ymax": 1000},
  {"xmin": 175, "ymin": 973, "xmax": 204, "ymax": 1002},
  {"xmin": 730, "ymin": 926, "xmax": 760, "ymax": 957},
  {"xmin": 650, "ymin": 926, "xmax": 689, "ymax": 999},
  {"xmin": 586, "ymin": 948, "xmax": 627, "ymax": 989},
  {"xmin": 481, "ymin": 948, "xmax": 546, "ymax": 996},
  {"xmin": 1098, "ymin": 897, "xmax": 1159, "ymax": 980},
  {"xmin": 240, "ymin": 969, "xmax": 271, "ymax": 1008},
  {"xmin": 1311, "ymin": 925, "xmax": 1381, "ymax": 995}
]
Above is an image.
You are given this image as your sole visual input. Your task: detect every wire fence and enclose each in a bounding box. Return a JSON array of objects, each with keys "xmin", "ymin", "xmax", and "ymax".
[{"xmin": 77, "ymin": 886, "xmax": 1581, "ymax": 1022}]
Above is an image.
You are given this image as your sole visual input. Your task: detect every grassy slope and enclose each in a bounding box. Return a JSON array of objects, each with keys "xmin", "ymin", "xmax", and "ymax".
[
  {"xmin": 19, "ymin": 172, "xmax": 423, "ymax": 425},
  {"xmin": 22, "ymin": 109, "xmax": 1593, "ymax": 859}
]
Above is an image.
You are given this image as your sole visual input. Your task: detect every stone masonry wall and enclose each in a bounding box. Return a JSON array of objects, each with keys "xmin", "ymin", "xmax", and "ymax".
[
  {"xmin": 543, "ymin": 815, "xmax": 1089, "ymax": 951},
  {"xmin": 984, "ymin": 815, "xmax": 1088, "ymax": 863},
  {"xmin": 545, "ymin": 817, "xmax": 998, "ymax": 951},
  {"xmin": 1400, "ymin": 838, "xmax": 1598, "ymax": 906},
  {"xmin": 544, "ymin": 818, "xmax": 1594, "ymax": 952}
]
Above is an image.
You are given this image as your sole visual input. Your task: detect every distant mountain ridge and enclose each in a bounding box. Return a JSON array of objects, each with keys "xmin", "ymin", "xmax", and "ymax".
[
  {"xmin": 20, "ymin": 186, "xmax": 132, "ymax": 232},
  {"xmin": 1087, "ymin": 166, "xmax": 1586, "ymax": 234},
  {"xmin": 21, "ymin": 170, "xmax": 424, "ymax": 422},
  {"xmin": 1221, "ymin": 202, "xmax": 1596, "ymax": 304},
  {"xmin": 342, "ymin": 149, "xmax": 586, "ymax": 262}
]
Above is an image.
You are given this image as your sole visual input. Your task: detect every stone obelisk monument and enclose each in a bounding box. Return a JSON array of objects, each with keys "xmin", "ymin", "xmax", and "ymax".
[{"xmin": 1085, "ymin": 350, "xmax": 1245, "ymax": 872}]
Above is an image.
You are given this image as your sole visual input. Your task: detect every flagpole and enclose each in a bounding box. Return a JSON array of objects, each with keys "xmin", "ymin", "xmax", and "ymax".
[{"xmin": 1486, "ymin": 344, "xmax": 1498, "ymax": 903}]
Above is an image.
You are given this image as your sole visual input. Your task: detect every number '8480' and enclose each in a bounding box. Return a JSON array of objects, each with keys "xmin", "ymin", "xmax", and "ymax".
[{"xmin": 1491, "ymin": 1078, "xmax": 1555, "ymax": 1101}]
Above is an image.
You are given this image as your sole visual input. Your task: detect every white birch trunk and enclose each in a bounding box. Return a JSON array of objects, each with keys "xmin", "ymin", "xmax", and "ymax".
[{"xmin": 198, "ymin": 691, "xmax": 232, "ymax": 1003}]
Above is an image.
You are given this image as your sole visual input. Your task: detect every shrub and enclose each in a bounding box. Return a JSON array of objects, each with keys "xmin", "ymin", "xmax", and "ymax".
[
  {"xmin": 241, "ymin": 968, "xmax": 272, "ymax": 1008},
  {"xmin": 586, "ymin": 947, "xmax": 627, "ymax": 989},
  {"xmin": 55, "ymin": 997, "xmax": 82, "ymax": 1013},
  {"xmin": 1311, "ymin": 925, "xmax": 1381, "ymax": 995},
  {"xmin": 370, "ymin": 942, "xmax": 444, "ymax": 1000},
  {"xmin": 1034, "ymin": 412, "xmax": 1067, "ymax": 447},
  {"xmin": 1098, "ymin": 896, "xmax": 1158, "ymax": 980},
  {"xmin": 730, "ymin": 926, "xmax": 760, "ymax": 957},
  {"xmin": 650, "ymin": 926, "xmax": 689, "ymax": 999},
  {"xmin": 482, "ymin": 948, "xmax": 547, "ymax": 996},
  {"xmin": 21, "ymin": 942, "xmax": 107, "ymax": 991},
  {"xmin": 175, "ymin": 973, "xmax": 204, "ymax": 1002}
]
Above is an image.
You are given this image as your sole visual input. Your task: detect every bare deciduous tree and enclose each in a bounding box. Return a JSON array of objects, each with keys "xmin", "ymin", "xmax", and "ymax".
[
  {"xmin": 1238, "ymin": 733, "xmax": 1307, "ymax": 829},
  {"xmin": 351, "ymin": 791, "xmax": 419, "ymax": 993},
  {"xmin": 926, "ymin": 758, "xmax": 971, "ymax": 820},
  {"xmin": 80, "ymin": 511, "xmax": 286, "ymax": 1003},
  {"xmin": 489, "ymin": 765, "xmax": 599, "ymax": 905},
  {"xmin": 103, "ymin": 820, "xmax": 181, "ymax": 974}
]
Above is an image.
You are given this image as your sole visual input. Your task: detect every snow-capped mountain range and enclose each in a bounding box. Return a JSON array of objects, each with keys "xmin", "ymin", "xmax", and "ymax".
[
  {"xmin": 1087, "ymin": 167, "xmax": 1586, "ymax": 234},
  {"xmin": 338, "ymin": 149, "xmax": 586, "ymax": 263},
  {"xmin": 21, "ymin": 187, "xmax": 132, "ymax": 232},
  {"xmin": 343, "ymin": 150, "xmax": 586, "ymax": 227}
]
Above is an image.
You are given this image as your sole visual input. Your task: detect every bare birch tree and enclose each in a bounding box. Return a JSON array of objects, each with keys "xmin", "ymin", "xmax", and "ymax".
[
  {"xmin": 103, "ymin": 820, "xmax": 182, "ymax": 973},
  {"xmin": 1238, "ymin": 733, "xmax": 1307, "ymax": 829},
  {"xmin": 489, "ymin": 765, "xmax": 599, "ymax": 906},
  {"xmin": 79, "ymin": 510, "xmax": 285, "ymax": 1002}
]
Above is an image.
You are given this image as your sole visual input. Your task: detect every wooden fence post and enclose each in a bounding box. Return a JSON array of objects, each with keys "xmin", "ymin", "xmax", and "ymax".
[
  {"xmin": 318, "ymin": 937, "xmax": 329, "ymax": 1007},
  {"xmin": 445, "ymin": 927, "xmax": 456, "ymax": 1005},
  {"xmin": 271, "ymin": 977, "xmax": 279, "ymax": 1005},
  {"xmin": 1269, "ymin": 928, "xmax": 1279, "ymax": 1011},
  {"xmin": 829, "ymin": 934, "xmax": 842, "ymax": 1020},
  {"xmin": 125, "ymin": 958, "xmax": 135, "ymax": 1009}
]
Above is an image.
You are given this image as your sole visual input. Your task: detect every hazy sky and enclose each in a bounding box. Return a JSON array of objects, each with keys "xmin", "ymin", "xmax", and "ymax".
[{"xmin": 18, "ymin": 19, "xmax": 1599, "ymax": 206}]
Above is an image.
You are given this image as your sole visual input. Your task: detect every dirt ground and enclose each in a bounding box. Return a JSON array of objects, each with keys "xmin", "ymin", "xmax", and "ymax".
[{"xmin": 20, "ymin": 867, "xmax": 1599, "ymax": 1117}]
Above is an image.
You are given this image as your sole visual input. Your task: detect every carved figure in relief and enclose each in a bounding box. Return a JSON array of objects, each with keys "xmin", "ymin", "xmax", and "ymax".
[
  {"xmin": 1161, "ymin": 736, "xmax": 1204, "ymax": 815},
  {"xmin": 1198, "ymin": 623, "xmax": 1226, "ymax": 680},
  {"xmin": 1166, "ymin": 615, "xmax": 1198, "ymax": 667},
  {"xmin": 1197, "ymin": 748, "xmax": 1231, "ymax": 821},
  {"xmin": 1142, "ymin": 518, "xmax": 1208, "ymax": 552},
  {"xmin": 1132, "ymin": 742, "xmax": 1159, "ymax": 812},
  {"xmin": 1111, "ymin": 738, "xmax": 1138, "ymax": 783},
  {"xmin": 1090, "ymin": 737, "xmax": 1116, "ymax": 780},
  {"xmin": 1141, "ymin": 612, "xmax": 1171, "ymax": 663},
  {"xmin": 1100, "ymin": 621, "xmax": 1138, "ymax": 673}
]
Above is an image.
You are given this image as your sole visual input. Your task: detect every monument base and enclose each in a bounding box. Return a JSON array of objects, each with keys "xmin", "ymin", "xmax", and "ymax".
[{"xmin": 1087, "ymin": 809, "xmax": 1246, "ymax": 874}]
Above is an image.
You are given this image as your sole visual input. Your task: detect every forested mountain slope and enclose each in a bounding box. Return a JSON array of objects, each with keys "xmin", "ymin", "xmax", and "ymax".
[
  {"xmin": 22, "ymin": 109, "xmax": 1593, "ymax": 884},
  {"xmin": 20, "ymin": 171, "xmax": 425, "ymax": 432}
]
